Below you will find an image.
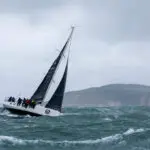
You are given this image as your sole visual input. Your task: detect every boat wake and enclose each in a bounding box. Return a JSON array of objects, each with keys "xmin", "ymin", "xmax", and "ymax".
[{"xmin": 0, "ymin": 109, "xmax": 32, "ymax": 118}]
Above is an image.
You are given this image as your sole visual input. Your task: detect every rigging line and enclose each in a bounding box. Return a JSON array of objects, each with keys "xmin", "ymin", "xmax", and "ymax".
[{"xmin": 68, "ymin": 26, "xmax": 75, "ymax": 57}]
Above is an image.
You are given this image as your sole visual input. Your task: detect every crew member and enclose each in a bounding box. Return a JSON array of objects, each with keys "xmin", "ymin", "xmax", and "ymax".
[
  {"xmin": 25, "ymin": 99, "xmax": 30, "ymax": 108},
  {"xmin": 17, "ymin": 98, "xmax": 22, "ymax": 106},
  {"xmin": 31, "ymin": 100, "xmax": 36, "ymax": 109}
]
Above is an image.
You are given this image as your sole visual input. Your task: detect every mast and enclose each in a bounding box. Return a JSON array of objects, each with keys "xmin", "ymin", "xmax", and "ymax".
[{"xmin": 30, "ymin": 27, "xmax": 75, "ymax": 103}]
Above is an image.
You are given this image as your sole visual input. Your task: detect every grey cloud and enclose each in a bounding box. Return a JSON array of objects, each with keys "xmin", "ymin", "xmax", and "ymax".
[
  {"xmin": 81, "ymin": 0, "xmax": 150, "ymax": 42},
  {"xmin": 1, "ymin": 0, "xmax": 150, "ymax": 42},
  {"xmin": 0, "ymin": 0, "xmax": 66, "ymax": 13}
]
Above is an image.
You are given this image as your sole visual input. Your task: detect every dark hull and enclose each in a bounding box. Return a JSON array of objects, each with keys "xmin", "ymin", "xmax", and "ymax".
[{"xmin": 5, "ymin": 107, "xmax": 41, "ymax": 116}]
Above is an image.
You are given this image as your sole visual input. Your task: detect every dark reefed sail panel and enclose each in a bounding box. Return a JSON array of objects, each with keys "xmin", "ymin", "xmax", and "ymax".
[
  {"xmin": 31, "ymin": 27, "xmax": 74, "ymax": 103},
  {"xmin": 45, "ymin": 61, "xmax": 68, "ymax": 112},
  {"xmin": 30, "ymin": 41, "xmax": 69, "ymax": 103}
]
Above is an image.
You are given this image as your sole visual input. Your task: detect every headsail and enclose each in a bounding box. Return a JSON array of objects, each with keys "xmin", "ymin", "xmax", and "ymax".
[
  {"xmin": 45, "ymin": 60, "xmax": 68, "ymax": 112},
  {"xmin": 31, "ymin": 27, "xmax": 74, "ymax": 103}
]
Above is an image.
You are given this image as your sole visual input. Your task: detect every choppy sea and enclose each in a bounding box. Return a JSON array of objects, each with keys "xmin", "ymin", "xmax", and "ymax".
[{"xmin": 0, "ymin": 106, "xmax": 150, "ymax": 150}]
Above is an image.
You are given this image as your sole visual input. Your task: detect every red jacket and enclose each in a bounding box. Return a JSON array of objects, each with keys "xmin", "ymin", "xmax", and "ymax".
[{"xmin": 26, "ymin": 100, "xmax": 30, "ymax": 104}]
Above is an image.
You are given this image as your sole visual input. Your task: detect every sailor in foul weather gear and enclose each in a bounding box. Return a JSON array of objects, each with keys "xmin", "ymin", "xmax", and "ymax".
[
  {"xmin": 8, "ymin": 97, "xmax": 15, "ymax": 103},
  {"xmin": 29, "ymin": 100, "xmax": 36, "ymax": 108},
  {"xmin": 24, "ymin": 99, "xmax": 30, "ymax": 108},
  {"xmin": 32, "ymin": 100, "xmax": 36, "ymax": 109},
  {"xmin": 22, "ymin": 98, "xmax": 26, "ymax": 107},
  {"xmin": 17, "ymin": 98, "xmax": 22, "ymax": 106},
  {"xmin": 12, "ymin": 97, "xmax": 15, "ymax": 102},
  {"xmin": 8, "ymin": 97, "xmax": 13, "ymax": 102}
]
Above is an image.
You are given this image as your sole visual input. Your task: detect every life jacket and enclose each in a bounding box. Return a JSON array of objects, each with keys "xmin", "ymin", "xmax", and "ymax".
[{"xmin": 33, "ymin": 101, "xmax": 36, "ymax": 105}]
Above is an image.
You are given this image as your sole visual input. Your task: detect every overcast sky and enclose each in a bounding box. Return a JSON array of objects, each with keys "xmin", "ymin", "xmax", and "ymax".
[{"xmin": 0, "ymin": 0, "xmax": 150, "ymax": 100}]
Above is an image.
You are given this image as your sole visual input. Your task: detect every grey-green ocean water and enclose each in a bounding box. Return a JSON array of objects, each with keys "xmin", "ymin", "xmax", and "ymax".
[{"xmin": 0, "ymin": 106, "xmax": 150, "ymax": 150}]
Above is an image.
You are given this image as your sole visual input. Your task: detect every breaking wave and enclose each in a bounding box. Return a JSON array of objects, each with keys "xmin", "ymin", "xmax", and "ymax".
[
  {"xmin": 1, "ymin": 129, "xmax": 145, "ymax": 146},
  {"xmin": 123, "ymin": 128, "xmax": 145, "ymax": 135},
  {"xmin": 0, "ymin": 134, "xmax": 122, "ymax": 146},
  {"xmin": 0, "ymin": 128, "xmax": 147, "ymax": 146}
]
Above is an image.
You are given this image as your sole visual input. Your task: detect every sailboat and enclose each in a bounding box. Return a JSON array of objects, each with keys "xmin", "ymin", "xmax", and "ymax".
[{"xmin": 2, "ymin": 27, "xmax": 75, "ymax": 116}]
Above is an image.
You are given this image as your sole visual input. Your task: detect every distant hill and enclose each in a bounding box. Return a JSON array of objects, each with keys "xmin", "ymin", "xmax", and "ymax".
[{"xmin": 63, "ymin": 84, "xmax": 150, "ymax": 106}]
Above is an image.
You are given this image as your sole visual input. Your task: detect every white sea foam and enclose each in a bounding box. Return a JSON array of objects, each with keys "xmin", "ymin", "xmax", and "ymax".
[
  {"xmin": 118, "ymin": 140, "xmax": 127, "ymax": 146},
  {"xmin": 123, "ymin": 128, "xmax": 145, "ymax": 135},
  {"xmin": 5, "ymin": 114, "xmax": 20, "ymax": 117},
  {"xmin": 0, "ymin": 110, "xmax": 32, "ymax": 118},
  {"xmin": 25, "ymin": 115, "xmax": 32, "ymax": 118},
  {"xmin": 61, "ymin": 113, "xmax": 82, "ymax": 116},
  {"xmin": 100, "ymin": 134, "xmax": 122, "ymax": 143},
  {"xmin": 0, "ymin": 136, "xmax": 25, "ymax": 145},
  {"xmin": 0, "ymin": 134, "xmax": 123, "ymax": 146},
  {"xmin": 13, "ymin": 124, "xmax": 37, "ymax": 129},
  {"xmin": 23, "ymin": 124, "xmax": 37, "ymax": 128},
  {"xmin": 60, "ymin": 134, "xmax": 122, "ymax": 144},
  {"xmin": 0, "ymin": 110, "xmax": 19, "ymax": 117},
  {"xmin": 103, "ymin": 118, "xmax": 112, "ymax": 121}
]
